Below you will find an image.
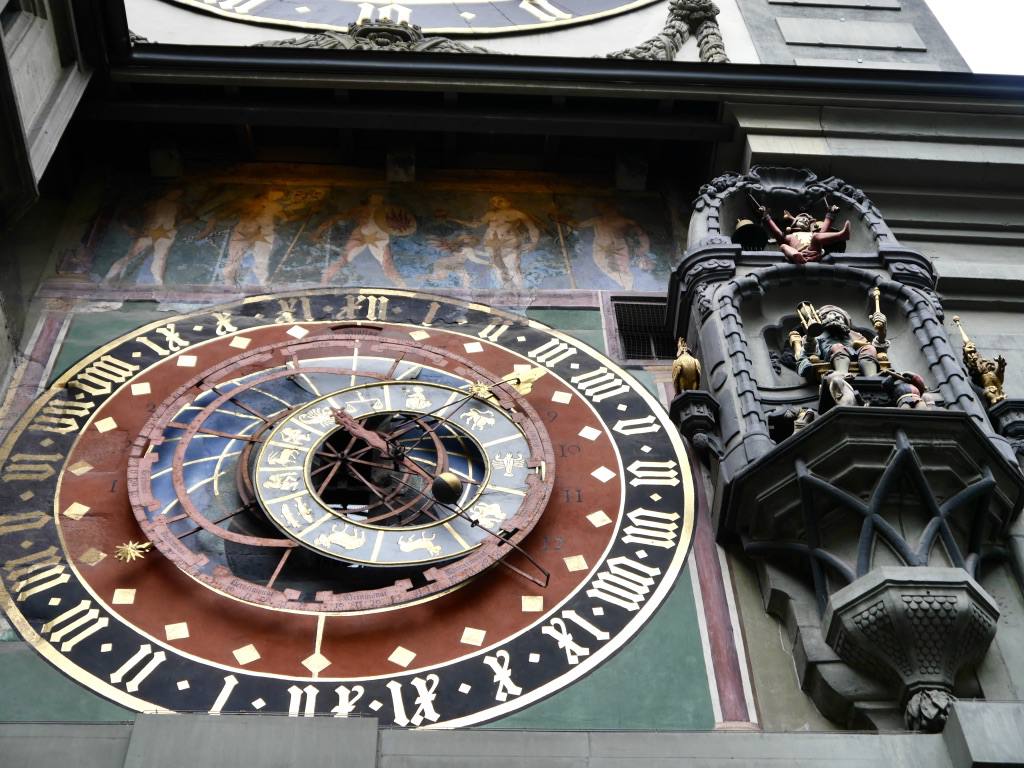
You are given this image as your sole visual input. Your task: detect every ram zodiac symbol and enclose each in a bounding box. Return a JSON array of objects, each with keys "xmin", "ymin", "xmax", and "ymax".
[
  {"xmin": 398, "ymin": 533, "xmax": 442, "ymax": 557},
  {"xmin": 460, "ymin": 407, "xmax": 496, "ymax": 432},
  {"xmin": 315, "ymin": 524, "xmax": 366, "ymax": 551}
]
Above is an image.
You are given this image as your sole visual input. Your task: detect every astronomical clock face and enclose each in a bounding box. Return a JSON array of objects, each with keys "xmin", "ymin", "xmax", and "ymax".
[
  {"xmin": 157, "ymin": 0, "xmax": 662, "ymax": 35},
  {"xmin": 0, "ymin": 289, "xmax": 693, "ymax": 726}
]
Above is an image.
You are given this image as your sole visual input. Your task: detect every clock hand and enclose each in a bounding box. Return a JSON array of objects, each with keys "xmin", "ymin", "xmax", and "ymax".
[
  {"xmin": 383, "ymin": 472, "xmax": 550, "ymax": 588},
  {"xmin": 331, "ymin": 408, "xmax": 434, "ymax": 483}
]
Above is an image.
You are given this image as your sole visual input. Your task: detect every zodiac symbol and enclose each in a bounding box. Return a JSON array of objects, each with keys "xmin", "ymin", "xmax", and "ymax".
[
  {"xmin": 264, "ymin": 473, "xmax": 299, "ymax": 491},
  {"xmin": 398, "ymin": 533, "xmax": 442, "ymax": 557},
  {"xmin": 280, "ymin": 427, "xmax": 311, "ymax": 446},
  {"xmin": 315, "ymin": 524, "xmax": 367, "ymax": 551},
  {"xmin": 279, "ymin": 504, "xmax": 300, "ymax": 528},
  {"xmin": 343, "ymin": 392, "xmax": 384, "ymax": 414},
  {"xmin": 405, "ymin": 385, "xmax": 431, "ymax": 410},
  {"xmin": 491, "ymin": 452, "xmax": 525, "ymax": 477},
  {"xmin": 298, "ymin": 407, "xmax": 333, "ymax": 427},
  {"xmin": 267, "ymin": 448, "xmax": 300, "ymax": 467},
  {"xmin": 460, "ymin": 407, "xmax": 495, "ymax": 432},
  {"xmin": 468, "ymin": 502, "xmax": 506, "ymax": 531}
]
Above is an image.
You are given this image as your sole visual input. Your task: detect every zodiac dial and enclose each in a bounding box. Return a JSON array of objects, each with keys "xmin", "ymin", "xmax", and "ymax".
[{"xmin": 0, "ymin": 289, "xmax": 694, "ymax": 725}]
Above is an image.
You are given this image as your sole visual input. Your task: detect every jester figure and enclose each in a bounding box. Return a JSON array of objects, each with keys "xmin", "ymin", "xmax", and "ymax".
[{"xmin": 759, "ymin": 204, "xmax": 851, "ymax": 264}]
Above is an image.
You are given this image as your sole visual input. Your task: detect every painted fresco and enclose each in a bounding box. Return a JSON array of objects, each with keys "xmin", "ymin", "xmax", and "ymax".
[{"xmin": 60, "ymin": 172, "xmax": 675, "ymax": 292}]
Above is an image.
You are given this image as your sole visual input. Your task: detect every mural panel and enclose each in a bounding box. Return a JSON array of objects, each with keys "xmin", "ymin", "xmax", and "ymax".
[{"xmin": 59, "ymin": 170, "xmax": 676, "ymax": 293}]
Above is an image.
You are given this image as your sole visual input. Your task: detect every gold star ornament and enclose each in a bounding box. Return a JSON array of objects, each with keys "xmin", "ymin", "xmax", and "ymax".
[{"xmin": 114, "ymin": 540, "xmax": 153, "ymax": 563}]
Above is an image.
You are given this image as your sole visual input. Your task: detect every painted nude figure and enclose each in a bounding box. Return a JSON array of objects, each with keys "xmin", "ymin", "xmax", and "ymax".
[
  {"xmin": 104, "ymin": 188, "xmax": 187, "ymax": 284},
  {"xmin": 760, "ymin": 204, "xmax": 850, "ymax": 264},
  {"xmin": 313, "ymin": 193, "xmax": 416, "ymax": 287},
  {"xmin": 574, "ymin": 201, "xmax": 652, "ymax": 290},
  {"xmin": 194, "ymin": 188, "xmax": 295, "ymax": 285},
  {"xmin": 450, "ymin": 196, "xmax": 539, "ymax": 289}
]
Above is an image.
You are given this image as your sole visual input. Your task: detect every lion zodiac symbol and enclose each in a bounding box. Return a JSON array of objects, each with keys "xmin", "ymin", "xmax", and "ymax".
[{"xmin": 460, "ymin": 407, "xmax": 496, "ymax": 432}]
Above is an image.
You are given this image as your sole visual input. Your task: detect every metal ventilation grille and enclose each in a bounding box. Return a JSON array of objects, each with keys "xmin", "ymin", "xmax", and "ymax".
[{"xmin": 613, "ymin": 299, "xmax": 676, "ymax": 360}]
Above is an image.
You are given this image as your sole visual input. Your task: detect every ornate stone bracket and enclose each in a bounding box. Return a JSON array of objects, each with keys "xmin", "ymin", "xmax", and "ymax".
[
  {"xmin": 669, "ymin": 390, "xmax": 722, "ymax": 464},
  {"xmin": 824, "ymin": 567, "xmax": 999, "ymax": 732}
]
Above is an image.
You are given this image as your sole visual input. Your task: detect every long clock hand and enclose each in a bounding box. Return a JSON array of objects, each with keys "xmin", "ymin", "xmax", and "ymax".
[{"xmin": 384, "ymin": 472, "xmax": 550, "ymax": 588}]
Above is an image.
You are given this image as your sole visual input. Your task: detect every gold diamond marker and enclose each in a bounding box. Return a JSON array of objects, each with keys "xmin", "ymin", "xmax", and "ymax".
[
  {"xmin": 19, "ymin": 491, "xmax": 33, "ymax": 501},
  {"xmin": 165, "ymin": 622, "xmax": 190, "ymax": 641},
  {"xmin": 521, "ymin": 596, "xmax": 544, "ymax": 612},
  {"xmin": 587, "ymin": 510, "xmax": 613, "ymax": 528},
  {"xmin": 460, "ymin": 627, "xmax": 486, "ymax": 647},
  {"xmin": 176, "ymin": 355, "xmax": 198, "ymax": 368},
  {"xmin": 177, "ymin": 680, "xmax": 190, "ymax": 691},
  {"xmin": 94, "ymin": 417, "xmax": 118, "ymax": 433},
  {"xmin": 112, "ymin": 588, "xmax": 136, "ymax": 605},
  {"xmin": 130, "ymin": 382, "xmax": 151, "ymax": 396},
  {"xmin": 301, "ymin": 652, "xmax": 332, "ymax": 675},
  {"xmin": 79, "ymin": 547, "xmax": 106, "ymax": 566},
  {"xmin": 409, "ymin": 330, "xmax": 430, "ymax": 341},
  {"xmin": 233, "ymin": 644, "xmax": 261, "ymax": 665},
  {"xmin": 563, "ymin": 554, "xmax": 589, "ymax": 572},
  {"xmin": 229, "ymin": 336, "xmax": 252, "ymax": 350},
  {"xmin": 63, "ymin": 502, "xmax": 90, "ymax": 521},
  {"xmin": 287, "ymin": 325, "xmax": 309, "ymax": 339},
  {"xmin": 67, "ymin": 460, "xmax": 94, "ymax": 476},
  {"xmin": 388, "ymin": 646, "xmax": 416, "ymax": 668}
]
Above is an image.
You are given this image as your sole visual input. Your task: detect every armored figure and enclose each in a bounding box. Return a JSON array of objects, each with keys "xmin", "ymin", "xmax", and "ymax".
[
  {"xmin": 794, "ymin": 303, "xmax": 885, "ymax": 379},
  {"xmin": 953, "ymin": 316, "xmax": 1007, "ymax": 406},
  {"xmin": 790, "ymin": 292, "xmax": 930, "ymax": 411},
  {"xmin": 760, "ymin": 204, "xmax": 851, "ymax": 264}
]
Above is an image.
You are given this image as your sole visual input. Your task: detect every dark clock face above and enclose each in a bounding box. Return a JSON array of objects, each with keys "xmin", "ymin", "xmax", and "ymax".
[
  {"xmin": 156, "ymin": 0, "xmax": 662, "ymax": 36},
  {"xmin": 0, "ymin": 289, "xmax": 694, "ymax": 726}
]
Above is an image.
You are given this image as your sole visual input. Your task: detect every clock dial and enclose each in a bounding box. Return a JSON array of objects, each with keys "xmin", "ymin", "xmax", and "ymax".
[
  {"xmin": 155, "ymin": 0, "xmax": 663, "ymax": 36},
  {"xmin": 0, "ymin": 289, "xmax": 694, "ymax": 726}
]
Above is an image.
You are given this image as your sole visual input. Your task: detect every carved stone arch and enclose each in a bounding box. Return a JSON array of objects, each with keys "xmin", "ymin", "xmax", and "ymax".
[
  {"xmin": 699, "ymin": 263, "xmax": 1008, "ymax": 489},
  {"xmin": 689, "ymin": 166, "xmax": 897, "ymax": 252}
]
